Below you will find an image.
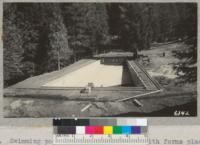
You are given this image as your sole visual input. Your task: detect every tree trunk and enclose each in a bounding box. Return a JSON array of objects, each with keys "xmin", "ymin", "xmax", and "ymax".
[
  {"xmin": 133, "ymin": 43, "xmax": 138, "ymax": 60},
  {"xmin": 57, "ymin": 50, "xmax": 60, "ymax": 70}
]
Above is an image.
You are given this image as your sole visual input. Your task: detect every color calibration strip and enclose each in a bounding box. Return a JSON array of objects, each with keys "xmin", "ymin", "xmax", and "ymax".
[
  {"xmin": 53, "ymin": 118, "xmax": 147, "ymax": 135},
  {"xmin": 53, "ymin": 119, "xmax": 148, "ymax": 144}
]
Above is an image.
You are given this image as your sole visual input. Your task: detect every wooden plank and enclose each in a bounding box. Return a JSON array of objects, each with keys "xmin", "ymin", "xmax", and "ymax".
[{"xmin": 117, "ymin": 89, "xmax": 163, "ymax": 102}]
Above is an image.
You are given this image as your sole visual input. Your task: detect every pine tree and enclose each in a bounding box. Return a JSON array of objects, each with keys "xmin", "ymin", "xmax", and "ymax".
[
  {"xmin": 85, "ymin": 3, "xmax": 109, "ymax": 54},
  {"xmin": 62, "ymin": 3, "xmax": 92, "ymax": 61},
  {"xmin": 110, "ymin": 4, "xmax": 148, "ymax": 57},
  {"xmin": 3, "ymin": 3, "xmax": 24, "ymax": 86},
  {"xmin": 15, "ymin": 3, "xmax": 40, "ymax": 77},
  {"xmin": 32, "ymin": 4, "xmax": 72, "ymax": 73},
  {"xmin": 173, "ymin": 3, "xmax": 197, "ymax": 83},
  {"xmin": 62, "ymin": 3, "xmax": 109, "ymax": 60},
  {"xmin": 47, "ymin": 4, "xmax": 72, "ymax": 71}
]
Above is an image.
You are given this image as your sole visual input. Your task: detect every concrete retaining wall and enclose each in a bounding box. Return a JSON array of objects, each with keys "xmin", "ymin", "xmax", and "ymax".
[{"xmin": 127, "ymin": 61, "xmax": 144, "ymax": 87}]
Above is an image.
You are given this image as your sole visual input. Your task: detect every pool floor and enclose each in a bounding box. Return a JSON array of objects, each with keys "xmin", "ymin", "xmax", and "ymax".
[{"xmin": 43, "ymin": 60, "xmax": 135, "ymax": 87}]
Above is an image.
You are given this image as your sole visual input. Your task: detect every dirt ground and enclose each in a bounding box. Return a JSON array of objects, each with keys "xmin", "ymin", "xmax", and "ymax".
[
  {"xmin": 4, "ymin": 42, "xmax": 197, "ymax": 117},
  {"xmin": 139, "ymin": 43, "xmax": 181, "ymax": 78},
  {"xmin": 4, "ymin": 91, "xmax": 196, "ymax": 117},
  {"xmin": 140, "ymin": 43, "xmax": 196, "ymax": 91}
]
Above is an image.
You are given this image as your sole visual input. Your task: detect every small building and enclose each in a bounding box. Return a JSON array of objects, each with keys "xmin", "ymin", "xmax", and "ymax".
[{"xmin": 93, "ymin": 51, "xmax": 133, "ymax": 65}]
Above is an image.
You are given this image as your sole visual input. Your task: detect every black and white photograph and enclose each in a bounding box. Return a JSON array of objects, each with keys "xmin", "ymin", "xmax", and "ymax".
[{"xmin": 3, "ymin": 2, "xmax": 197, "ymax": 117}]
